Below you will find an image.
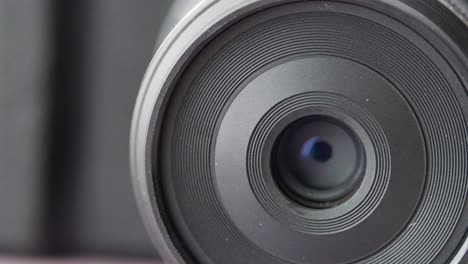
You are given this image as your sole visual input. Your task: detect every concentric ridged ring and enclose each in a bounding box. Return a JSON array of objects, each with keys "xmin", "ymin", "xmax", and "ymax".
[
  {"xmin": 158, "ymin": 2, "xmax": 468, "ymax": 263},
  {"xmin": 247, "ymin": 92, "xmax": 390, "ymax": 234}
]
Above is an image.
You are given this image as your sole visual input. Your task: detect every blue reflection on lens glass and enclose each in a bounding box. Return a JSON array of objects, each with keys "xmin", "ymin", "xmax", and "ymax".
[
  {"xmin": 301, "ymin": 137, "xmax": 320, "ymax": 158},
  {"xmin": 301, "ymin": 137, "xmax": 333, "ymax": 162}
]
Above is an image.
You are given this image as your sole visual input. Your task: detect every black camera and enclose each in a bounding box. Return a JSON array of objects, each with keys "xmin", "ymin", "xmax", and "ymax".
[{"xmin": 131, "ymin": 0, "xmax": 468, "ymax": 263}]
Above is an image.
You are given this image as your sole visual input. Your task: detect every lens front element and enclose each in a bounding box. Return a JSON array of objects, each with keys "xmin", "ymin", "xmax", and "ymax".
[{"xmin": 273, "ymin": 116, "xmax": 365, "ymax": 208}]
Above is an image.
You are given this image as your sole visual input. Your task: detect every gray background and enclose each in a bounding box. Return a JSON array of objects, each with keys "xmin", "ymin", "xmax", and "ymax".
[{"xmin": 0, "ymin": 0, "xmax": 171, "ymax": 259}]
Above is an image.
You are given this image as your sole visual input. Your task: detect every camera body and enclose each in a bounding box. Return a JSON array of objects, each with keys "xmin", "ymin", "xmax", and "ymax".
[{"xmin": 131, "ymin": 1, "xmax": 468, "ymax": 263}]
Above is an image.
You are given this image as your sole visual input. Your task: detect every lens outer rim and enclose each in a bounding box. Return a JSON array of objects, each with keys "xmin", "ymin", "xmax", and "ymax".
[{"xmin": 130, "ymin": 0, "xmax": 468, "ymax": 263}]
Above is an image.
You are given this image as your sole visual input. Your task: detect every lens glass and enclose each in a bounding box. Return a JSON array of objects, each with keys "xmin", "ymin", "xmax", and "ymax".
[
  {"xmin": 273, "ymin": 115, "xmax": 364, "ymax": 208},
  {"xmin": 302, "ymin": 138, "xmax": 332, "ymax": 162}
]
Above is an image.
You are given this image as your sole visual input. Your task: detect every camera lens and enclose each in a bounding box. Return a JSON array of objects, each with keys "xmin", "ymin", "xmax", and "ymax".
[
  {"xmin": 273, "ymin": 116, "xmax": 364, "ymax": 208},
  {"xmin": 132, "ymin": 1, "xmax": 468, "ymax": 263}
]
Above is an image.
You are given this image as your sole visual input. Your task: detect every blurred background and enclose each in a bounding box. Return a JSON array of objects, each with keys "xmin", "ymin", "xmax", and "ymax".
[{"xmin": 0, "ymin": 0, "xmax": 172, "ymax": 262}]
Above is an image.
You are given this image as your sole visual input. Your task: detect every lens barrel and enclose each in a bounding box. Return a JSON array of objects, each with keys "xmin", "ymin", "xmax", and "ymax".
[{"xmin": 131, "ymin": 1, "xmax": 468, "ymax": 263}]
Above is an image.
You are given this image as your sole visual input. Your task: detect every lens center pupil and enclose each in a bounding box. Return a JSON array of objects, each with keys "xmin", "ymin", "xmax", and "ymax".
[
  {"xmin": 274, "ymin": 116, "xmax": 364, "ymax": 208},
  {"xmin": 309, "ymin": 140, "xmax": 332, "ymax": 162}
]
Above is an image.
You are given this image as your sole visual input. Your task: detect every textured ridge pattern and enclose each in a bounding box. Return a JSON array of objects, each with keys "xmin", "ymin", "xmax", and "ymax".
[
  {"xmin": 247, "ymin": 92, "xmax": 390, "ymax": 234},
  {"xmin": 160, "ymin": 8, "xmax": 468, "ymax": 264}
]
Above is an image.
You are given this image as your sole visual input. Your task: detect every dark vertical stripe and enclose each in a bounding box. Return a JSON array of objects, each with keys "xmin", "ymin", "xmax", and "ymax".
[{"xmin": 41, "ymin": 0, "xmax": 90, "ymax": 255}]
